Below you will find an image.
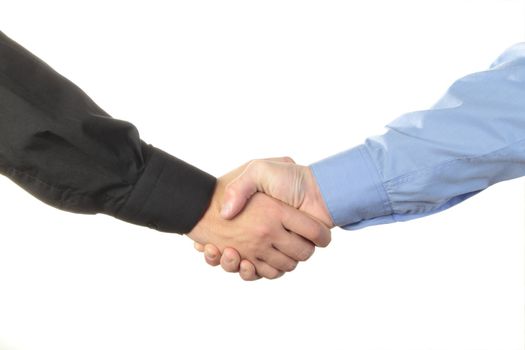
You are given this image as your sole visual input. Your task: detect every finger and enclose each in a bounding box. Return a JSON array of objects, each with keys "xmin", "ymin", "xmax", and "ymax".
[
  {"xmin": 239, "ymin": 260, "xmax": 260, "ymax": 281},
  {"xmin": 282, "ymin": 206, "xmax": 332, "ymax": 247},
  {"xmin": 260, "ymin": 247, "xmax": 298, "ymax": 272},
  {"xmin": 220, "ymin": 165, "xmax": 259, "ymax": 219},
  {"xmin": 221, "ymin": 157, "xmax": 296, "ymax": 219},
  {"xmin": 204, "ymin": 244, "xmax": 221, "ymax": 266},
  {"xmin": 194, "ymin": 242, "xmax": 205, "ymax": 252},
  {"xmin": 273, "ymin": 232, "xmax": 316, "ymax": 262},
  {"xmin": 254, "ymin": 260, "xmax": 285, "ymax": 280},
  {"xmin": 220, "ymin": 248, "xmax": 242, "ymax": 273}
]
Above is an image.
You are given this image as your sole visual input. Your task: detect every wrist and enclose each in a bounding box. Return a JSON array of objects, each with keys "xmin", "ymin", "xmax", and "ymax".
[
  {"xmin": 303, "ymin": 166, "xmax": 335, "ymax": 228},
  {"xmin": 115, "ymin": 144, "xmax": 216, "ymax": 234}
]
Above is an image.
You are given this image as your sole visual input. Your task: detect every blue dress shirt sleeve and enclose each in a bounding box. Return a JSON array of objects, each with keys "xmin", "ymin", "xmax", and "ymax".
[{"xmin": 311, "ymin": 43, "xmax": 525, "ymax": 230}]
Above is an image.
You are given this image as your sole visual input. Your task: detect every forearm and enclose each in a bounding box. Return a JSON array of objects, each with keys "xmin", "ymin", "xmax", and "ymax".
[
  {"xmin": 311, "ymin": 42, "xmax": 525, "ymax": 229},
  {"xmin": 0, "ymin": 31, "xmax": 215, "ymax": 233}
]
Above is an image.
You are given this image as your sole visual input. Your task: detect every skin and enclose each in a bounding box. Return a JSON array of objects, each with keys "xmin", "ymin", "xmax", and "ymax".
[
  {"xmin": 194, "ymin": 158, "xmax": 334, "ymax": 280},
  {"xmin": 187, "ymin": 162, "xmax": 331, "ymax": 279}
]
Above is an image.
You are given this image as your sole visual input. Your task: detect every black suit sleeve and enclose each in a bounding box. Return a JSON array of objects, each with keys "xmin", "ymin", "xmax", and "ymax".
[{"xmin": 0, "ymin": 31, "xmax": 216, "ymax": 234}]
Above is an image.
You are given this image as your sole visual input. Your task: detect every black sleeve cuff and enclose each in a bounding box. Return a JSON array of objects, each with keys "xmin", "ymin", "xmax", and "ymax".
[{"xmin": 114, "ymin": 144, "xmax": 216, "ymax": 234}]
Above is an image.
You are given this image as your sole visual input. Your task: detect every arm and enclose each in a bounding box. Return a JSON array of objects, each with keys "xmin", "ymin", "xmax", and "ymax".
[
  {"xmin": 312, "ymin": 42, "xmax": 525, "ymax": 229},
  {"xmin": 0, "ymin": 30, "xmax": 215, "ymax": 233},
  {"xmin": 202, "ymin": 42, "xmax": 525, "ymax": 279},
  {"xmin": 0, "ymin": 32, "xmax": 331, "ymax": 279}
]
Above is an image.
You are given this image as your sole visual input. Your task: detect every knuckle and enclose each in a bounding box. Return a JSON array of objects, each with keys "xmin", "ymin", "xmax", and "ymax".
[
  {"xmin": 298, "ymin": 245, "xmax": 315, "ymax": 261},
  {"xmin": 312, "ymin": 228, "xmax": 323, "ymax": 241},
  {"xmin": 324, "ymin": 231, "xmax": 332, "ymax": 247},
  {"xmin": 241, "ymin": 274, "xmax": 254, "ymax": 281},
  {"xmin": 319, "ymin": 230, "xmax": 332, "ymax": 247},
  {"xmin": 265, "ymin": 270, "xmax": 282, "ymax": 280},
  {"xmin": 240, "ymin": 270, "xmax": 255, "ymax": 281},
  {"xmin": 285, "ymin": 261, "xmax": 298, "ymax": 272},
  {"xmin": 314, "ymin": 227, "xmax": 330, "ymax": 247},
  {"xmin": 255, "ymin": 225, "xmax": 272, "ymax": 240},
  {"xmin": 221, "ymin": 258, "xmax": 239, "ymax": 273},
  {"xmin": 221, "ymin": 261, "xmax": 235, "ymax": 272},
  {"xmin": 223, "ymin": 263, "xmax": 238, "ymax": 273},
  {"xmin": 274, "ymin": 271, "xmax": 285, "ymax": 279},
  {"xmin": 206, "ymin": 259, "xmax": 220, "ymax": 267}
]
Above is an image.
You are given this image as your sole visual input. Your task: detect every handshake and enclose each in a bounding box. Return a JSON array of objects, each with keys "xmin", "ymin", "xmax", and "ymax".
[
  {"xmin": 188, "ymin": 157, "xmax": 334, "ymax": 281},
  {"xmin": 1, "ymin": 32, "xmax": 517, "ymax": 284}
]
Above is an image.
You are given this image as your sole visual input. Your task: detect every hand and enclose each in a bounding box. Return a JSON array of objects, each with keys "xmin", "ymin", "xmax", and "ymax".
[
  {"xmin": 222, "ymin": 157, "xmax": 333, "ymax": 227},
  {"xmin": 194, "ymin": 157, "xmax": 333, "ymax": 280},
  {"xmin": 188, "ymin": 163, "xmax": 331, "ymax": 279}
]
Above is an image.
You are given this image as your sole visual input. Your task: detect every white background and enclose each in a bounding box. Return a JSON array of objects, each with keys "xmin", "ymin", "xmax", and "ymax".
[{"xmin": 0, "ymin": 1, "xmax": 524, "ymax": 349}]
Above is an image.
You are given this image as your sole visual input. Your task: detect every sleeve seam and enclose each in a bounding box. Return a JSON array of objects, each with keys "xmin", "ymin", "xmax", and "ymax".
[
  {"xmin": 309, "ymin": 164, "xmax": 338, "ymax": 226},
  {"xmin": 0, "ymin": 164, "xmax": 117, "ymax": 208},
  {"xmin": 359, "ymin": 145, "xmax": 394, "ymax": 218},
  {"xmin": 130, "ymin": 155, "xmax": 166, "ymax": 221},
  {"xmin": 384, "ymin": 133, "xmax": 525, "ymax": 188}
]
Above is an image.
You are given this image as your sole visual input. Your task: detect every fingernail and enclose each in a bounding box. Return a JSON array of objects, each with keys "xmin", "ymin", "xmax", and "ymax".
[{"xmin": 220, "ymin": 202, "xmax": 232, "ymax": 217}]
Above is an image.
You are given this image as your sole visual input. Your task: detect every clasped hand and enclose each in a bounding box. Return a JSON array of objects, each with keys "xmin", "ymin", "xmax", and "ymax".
[{"xmin": 187, "ymin": 157, "xmax": 334, "ymax": 281}]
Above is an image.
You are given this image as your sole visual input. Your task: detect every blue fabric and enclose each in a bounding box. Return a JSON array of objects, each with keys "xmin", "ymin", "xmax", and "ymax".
[{"xmin": 310, "ymin": 43, "xmax": 525, "ymax": 230}]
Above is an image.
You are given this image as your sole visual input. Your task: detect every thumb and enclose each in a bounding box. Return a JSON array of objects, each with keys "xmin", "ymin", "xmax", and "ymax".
[{"xmin": 220, "ymin": 165, "xmax": 260, "ymax": 219}]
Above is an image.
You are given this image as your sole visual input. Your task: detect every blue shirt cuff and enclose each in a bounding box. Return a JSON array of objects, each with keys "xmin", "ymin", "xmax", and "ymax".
[{"xmin": 310, "ymin": 145, "xmax": 392, "ymax": 229}]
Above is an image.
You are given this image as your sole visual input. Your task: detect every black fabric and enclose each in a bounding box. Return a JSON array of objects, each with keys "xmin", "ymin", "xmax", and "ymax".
[{"xmin": 0, "ymin": 31, "xmax": 216, "ymax": 233}]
